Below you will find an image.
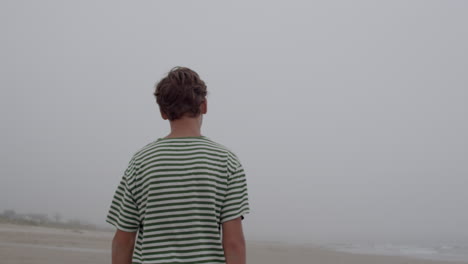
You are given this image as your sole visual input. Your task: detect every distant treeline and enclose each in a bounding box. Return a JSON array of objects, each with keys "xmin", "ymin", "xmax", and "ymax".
[{"xmin": 0, "ymin": 209, "xmax": 110, "ymax": 231}]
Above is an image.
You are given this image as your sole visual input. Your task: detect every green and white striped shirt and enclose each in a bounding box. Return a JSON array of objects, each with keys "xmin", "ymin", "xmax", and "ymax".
[{"xmin": 106, "ymin": 136, "xmax": 250, "ymax": 264}]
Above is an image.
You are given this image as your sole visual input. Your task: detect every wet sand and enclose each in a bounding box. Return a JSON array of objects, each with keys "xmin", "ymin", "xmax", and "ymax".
[{"xmin": 0, "ymin": 223, "xmax": 466, "ymax": 264}]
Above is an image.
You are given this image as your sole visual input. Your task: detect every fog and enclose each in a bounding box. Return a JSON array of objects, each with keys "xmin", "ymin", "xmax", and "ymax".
[{"xmin": 1, "ymin": 1, "xmax": 467, "ymax": 244}]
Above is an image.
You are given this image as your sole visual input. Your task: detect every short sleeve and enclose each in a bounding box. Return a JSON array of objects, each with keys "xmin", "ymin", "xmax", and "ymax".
[
  {"xmin": 220, "ymin": 163, "xmax": 250, "ymax": 223},
  {"xmin": 106, "ymin": 159, "xmax": 140, "ymax": 232}
]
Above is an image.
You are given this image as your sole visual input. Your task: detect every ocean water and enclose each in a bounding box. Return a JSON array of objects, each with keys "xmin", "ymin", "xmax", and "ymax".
[{"xmin": 326, "ymin": 242, "xmax": 468, "ymax": 262}]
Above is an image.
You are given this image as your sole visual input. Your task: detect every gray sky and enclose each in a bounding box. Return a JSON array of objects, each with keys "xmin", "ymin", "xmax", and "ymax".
[{"xmin": 1, "ymin": 0, "xmax": 467, "ymax": 244}]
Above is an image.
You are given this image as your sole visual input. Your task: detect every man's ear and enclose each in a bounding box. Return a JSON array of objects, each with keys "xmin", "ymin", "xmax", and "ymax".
[
  {"xmin": 160, "ymin": 109, "xmax": 169, "ymax": 120},
  {"xmin": 201, "ymin": 98, "xmax": 207, "ymax": 114}
]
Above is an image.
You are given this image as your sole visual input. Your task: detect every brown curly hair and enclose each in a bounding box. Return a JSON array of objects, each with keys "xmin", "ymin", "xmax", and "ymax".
[{"xmin": 154, "ymin": 67, "xmax": 207, "ymax": 121}]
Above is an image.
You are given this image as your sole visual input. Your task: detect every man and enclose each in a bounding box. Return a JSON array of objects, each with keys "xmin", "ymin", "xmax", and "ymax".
[{"xmin": 106, "ymin": 67, "xmax": 250, "ymax": 264}]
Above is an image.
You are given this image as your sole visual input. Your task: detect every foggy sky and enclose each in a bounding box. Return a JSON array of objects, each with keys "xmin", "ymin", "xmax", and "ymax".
[{"xmin": 1, "ymin": 1, "xmax": 467, "ymax": 244}]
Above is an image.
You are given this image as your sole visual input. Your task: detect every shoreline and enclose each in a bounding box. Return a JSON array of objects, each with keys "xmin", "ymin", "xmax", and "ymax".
[{"xmin": 1, "ymin": 223, "xmax": 466, "ymax": 264}]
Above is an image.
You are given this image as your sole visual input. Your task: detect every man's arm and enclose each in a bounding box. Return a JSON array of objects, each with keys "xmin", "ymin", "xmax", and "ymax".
[
  {"xmin": 112, "ymin": 229, "xmax": 137, "ymax": 264},
  {"xmin": 222, "ymin": 217, "xmax": 246, "ymax": 264}
]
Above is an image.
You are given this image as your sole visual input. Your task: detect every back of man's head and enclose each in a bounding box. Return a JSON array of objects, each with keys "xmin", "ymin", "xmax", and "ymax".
[{"xmin": 154, "ymin": 67, "xmax": 207, "ymax": 121}]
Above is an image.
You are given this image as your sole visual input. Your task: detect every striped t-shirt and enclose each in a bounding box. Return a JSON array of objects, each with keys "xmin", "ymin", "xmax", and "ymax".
[{"xmin": 106, "ymin": 136, "xmax": 250, "ymax": 264}]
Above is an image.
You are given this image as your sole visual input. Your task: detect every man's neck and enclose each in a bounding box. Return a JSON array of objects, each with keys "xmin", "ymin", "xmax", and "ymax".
[{"xmin": 166, "ymin": 116, "xmax": 202, "ymax": 138}]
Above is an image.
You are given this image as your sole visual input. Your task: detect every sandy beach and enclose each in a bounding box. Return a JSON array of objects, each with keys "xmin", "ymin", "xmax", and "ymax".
[{"xmin": 0, "ymin": 223, "xmax": 466, "ymax": 264}]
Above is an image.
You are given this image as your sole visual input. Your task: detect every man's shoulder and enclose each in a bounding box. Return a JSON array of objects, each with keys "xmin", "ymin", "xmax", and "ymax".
[
  {"xmin": 131, "ymin": 140, "xmax": 160, "ymax": 160},
  {"xmin": 204, "ymin": 137, "xmax": 240, "ymax": 157},
  {"xmin": 204, "ymin": 138, "xmax": 242, "ymax": 167},
  {"xmin": 204, "ymin": 138, "xmax": 231, "ymax": 152}
]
